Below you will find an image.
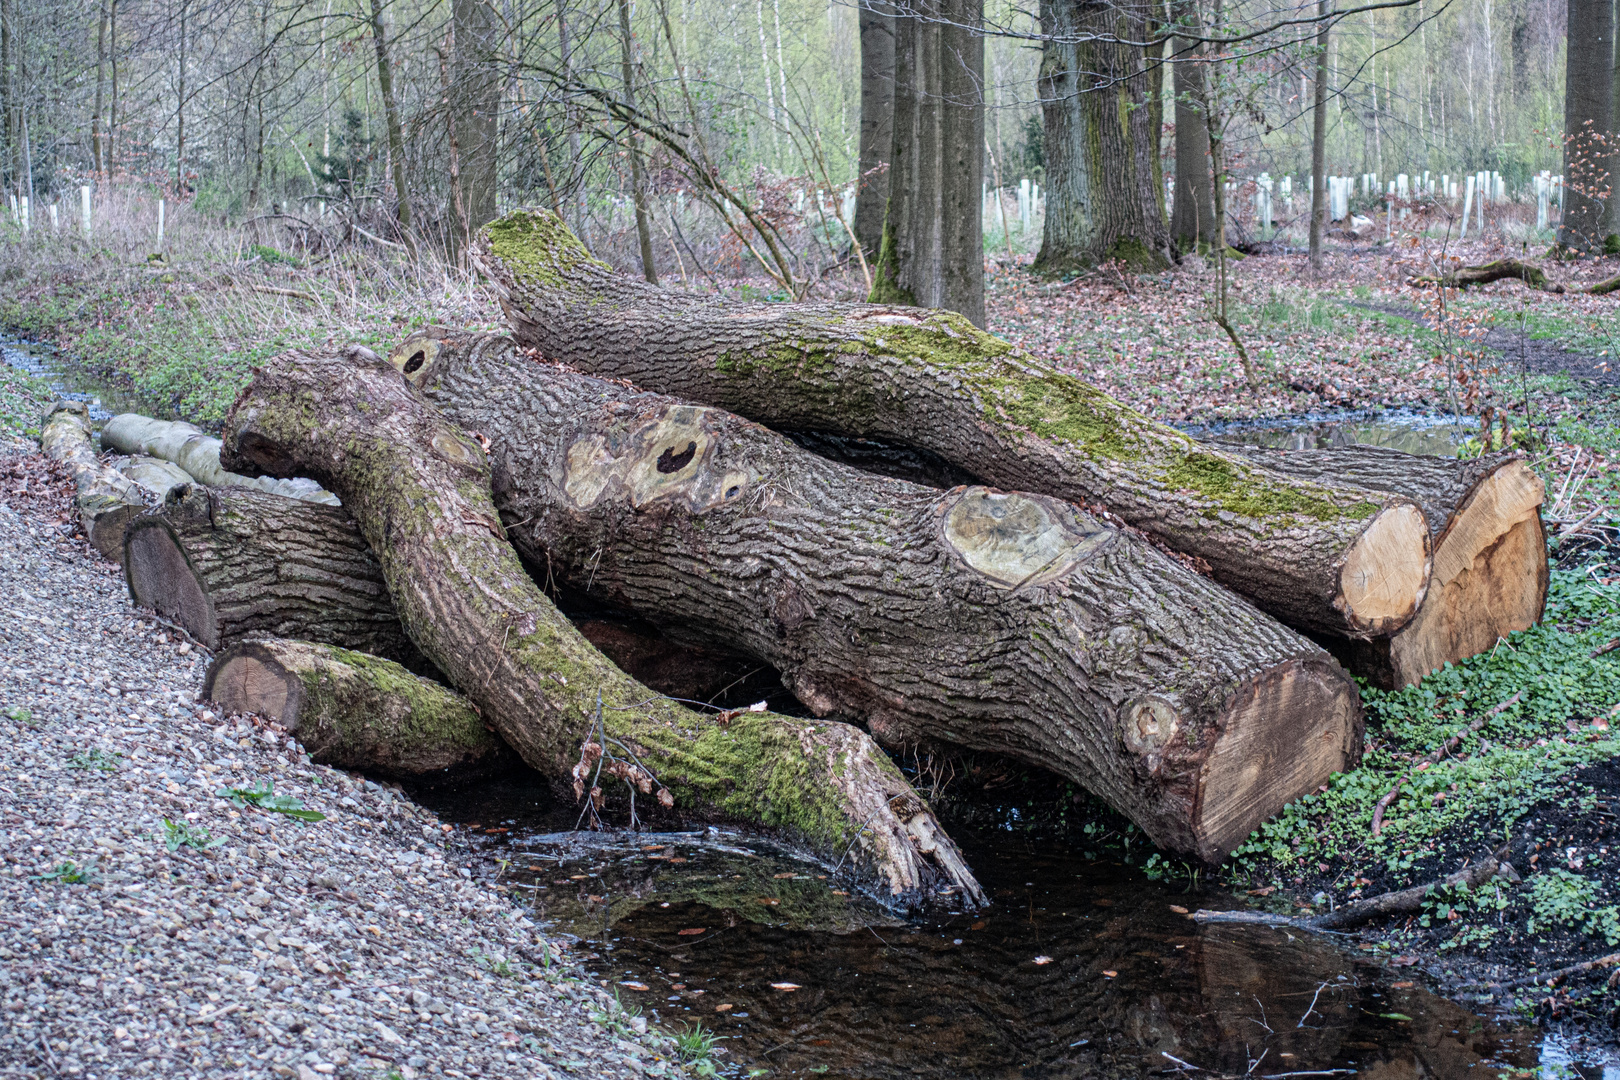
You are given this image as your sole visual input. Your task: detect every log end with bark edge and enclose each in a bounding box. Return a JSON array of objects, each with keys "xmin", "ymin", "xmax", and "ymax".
[
  {"xmin": 218, "ymin": 345, "xmax": 983, "ymax": 910},
  {"xmin": 39, "ymin": 400, "xmax": 149, "ymax": 561},
  {"xmin": 389, "ymin": 328, "xmax": 1366, "ymax": 865},
  {"xmin": 470, "ymin": 209, "xmax": 1433, "ymax": 642},
  {"xmin": 203, "ymin": 637, "xmax": 516, "ymax": 781},
  {"xmin": 1219, "ymin": 444, "xmax": 1548, "ymax": 688}
]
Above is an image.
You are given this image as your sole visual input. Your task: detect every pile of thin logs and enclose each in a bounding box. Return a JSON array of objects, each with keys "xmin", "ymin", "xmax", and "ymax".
[{"xmin": 37, "ymin": 209, "xmax": 1553, "ymax": 911}]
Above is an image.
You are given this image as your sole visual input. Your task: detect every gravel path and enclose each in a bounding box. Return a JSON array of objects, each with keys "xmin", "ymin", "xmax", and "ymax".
[{"xmin": 0, "ymin": 436, "xmax": 665, "ymax": 1080}]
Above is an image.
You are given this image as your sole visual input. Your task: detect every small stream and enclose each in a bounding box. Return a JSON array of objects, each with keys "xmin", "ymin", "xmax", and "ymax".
[
  {"xmin": 419, "ymin": 779, "xmax": 1546, "ymax": 1080},
  {"xmin": 2, "ymin": 333, "xmax": 155, "ymax": 422}
]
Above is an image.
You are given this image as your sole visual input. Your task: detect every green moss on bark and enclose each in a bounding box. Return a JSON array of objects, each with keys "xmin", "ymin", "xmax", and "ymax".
[
  {"xmin": 484, "ymin": 210, "xmax": 611, "ymax": 291},
  {"xmin": 1165, "ymin": 451, "xmax": 1381, "ymax": 523}
]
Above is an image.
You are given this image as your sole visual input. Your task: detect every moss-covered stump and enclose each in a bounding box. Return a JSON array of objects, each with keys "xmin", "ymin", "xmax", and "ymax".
[
  {"xmin": 202, "ymin": 637, "xmax": 515, "ymax": 781},
  {"xmin": 39, "ymin": 400, "xmax": 150, "ymax": 561},
  {"xmin": 1217, "ymin": 445, "xmax": 1548, "ymax": 688},
  {"xmin": 218, "ymin": 345, "xmax": 982, "ymax": 910},
  {"xmin": 468, "ymin": 209, "xmax": 1431, "ymax": 641},
  {"xmin": 387, "ymin": 329, "xmax": 1365, "ymax": 864}
]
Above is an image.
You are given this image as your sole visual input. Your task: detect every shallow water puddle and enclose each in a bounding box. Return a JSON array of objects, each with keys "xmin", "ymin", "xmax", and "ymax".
[
  {"xmin": 1, "ymin": 332, "xmax": 152, "ymax": 420},
  {"xmin": 420, "ymin": 783, "xmax": 1540, "ymax": 1079},
  {"xmin": 1184, "ymin": 409, "xmax": 1473, "ymax": 456}
]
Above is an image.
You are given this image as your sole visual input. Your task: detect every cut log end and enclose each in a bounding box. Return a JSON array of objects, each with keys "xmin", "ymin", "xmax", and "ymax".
[
  {"xmin": 1339, "ymin": 502, "xmax": 1430, "ymax": 636},
  {"xmin": 125, "ymin": 518, "xmax": 220, "ymax": 648},
  {"xmin": 1373, "ymin": 459, "xmax": 1548, "ymax": 687},
  {"xmin": 1190, "ymin": 657, "xmax": 1364, "ymax": 863},
  {"xmin": 203, "ymin": 638, "xmax": 515, "ymax": 781}
]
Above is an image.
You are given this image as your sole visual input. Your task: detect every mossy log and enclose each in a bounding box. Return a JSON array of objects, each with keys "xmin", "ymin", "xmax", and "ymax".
[
  {"xmin": 467, "ymin": 209, "xmax": 1431, "ymax": 641},
  {"xmin": 1217, "ymin": 445, "xmax": 1547, "ymax": 688},
  {"xmin": 39, "ymin": 400, "xmax": 150, "ymax": 561},
  {"xmin": 122, "ymin": 483, "xmax": 426, "ymax": 665},
  {"xmin": 1408, "ymin": 259, "xmax": 1562, "ymax": 292},
  {"xmin": 101, "ymin": 413, "xmax": 339, "ymax": 505},
  {"xmin": 218, "ymin": 345, "xmax": 981, "ymax": 909},
  {"xmin": 391, "ymin": 329, "xmax": 1364, "ymax": 864},
  {"xmin": 202, "ymin": 637, "xmax": 515, "ymax": 781}
]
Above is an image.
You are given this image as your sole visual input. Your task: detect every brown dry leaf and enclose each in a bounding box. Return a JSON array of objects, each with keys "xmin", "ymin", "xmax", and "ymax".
[
  {"xmin": 970, "ymin": 920, "xmax": 988, "ymax": 931},
  {"xmin": 620, "ymin": 982, "xmax": 650, "ymax": 992},
  {"xmin": 1247, "ymin": 887, "xmax": 1276, "ymax": 897},
  {"xmin": 1391, "ymin": 955, "xmax": 1420, "ymax": 967},
  {"xmin": 1102, "ymin": 970, "xmax": 1118, "ymax": 978},
  {"xmin": 1168, "ymin": 905, "xmax": 1189, "ymax": 914},
  {"xmin": 773, "ymin": 873, "xmax": 795, "ymax": 879},
  {"xmin": 769, "ymin": 982, "xmax": 801, "ymax": 991},
  {"xmin": 714, "ymin": 1004, "xmax": 733, "ymax": 1013},
  {"xmin": 657, "ymin": 788, "xmax": 674, "ymax": 808},
  {"xmin": 677, "ymin": 928, "xmax": 707, "ymax": 936},
  {"xmin": 1391, "ymin": 981, "xmax": 1415, "ymax": 989},
  {"xmin": 756, "ymin": 897, "xmax": 780, "ymax": 906}
]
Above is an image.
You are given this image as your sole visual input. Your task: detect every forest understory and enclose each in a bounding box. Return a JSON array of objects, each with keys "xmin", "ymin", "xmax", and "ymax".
[{"xmin": 3, "ymin": 216, "xmax": 1620, "ymax": 1064}]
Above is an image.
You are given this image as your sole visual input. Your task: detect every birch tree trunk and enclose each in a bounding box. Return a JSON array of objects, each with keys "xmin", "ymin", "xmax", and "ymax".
[
  {"xmin": 472, "ymin": 210, "xmax": 1432, "ymax": 641},
  {"xmin": 220, "ymin": 345, "xmax": 981, "ymax": 909},
  {"xmin": 387, "ymin": 328, "xmax": 1365, "ymax": 864}
]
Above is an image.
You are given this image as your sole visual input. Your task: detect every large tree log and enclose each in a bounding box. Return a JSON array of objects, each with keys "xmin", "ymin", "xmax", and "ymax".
[
  {"xmin": 203, "ymin": 637, "xmax": 515, "ymax": 781},
  {"xmin": 39, "ymin": 400, "xmax": 151, "ymax": 560},
  {"xmin": 391, "ymin": 329, "xmax": 1364, "ymax": 864},
  {"xmin": 124, "ymin": 481, "xmax": 775, "ymax": 701},
  {"xmin": 467, "ymin": 209, "xmax": 1431, "ymax": 640},
  {"xmin": 123, "ymin": 483, "xmax": 424, "ymax": 664},
  {"xmin": 218, "ymin": 346, "xmax": 981, "ymax": 909},
  {"xmin": 101, "ymin": 413, "xmax": 339, "ymax": 505},
  {"xmin": 1217, "ymin": 445, "xmax": 1547, "ymax": 688}
]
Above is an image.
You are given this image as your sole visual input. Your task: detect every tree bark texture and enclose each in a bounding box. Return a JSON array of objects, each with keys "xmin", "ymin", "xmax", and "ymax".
[
  {"xmin": 38, "ymin": 400, "xmax": 150, "ymax": 561},
  {"xmin": 203, "ymin": 637, "xmax": 514, "ymax": 781},
  {"xmin": 368, "ymin": 0, "xmax": 414, "ymax": 242},
  {"xmin": 1217, "ymin": 445, "xmax": 1547, "ymax": 689},
  {"xmin": 101, "ymin": 413, "xmax": 338, "ymax": 504},
  {"xmin": 1035, "ymin": 0, "xmax": 1172, "ymax": 273},
  {"xmin": 123, "ymin": 483, "xmax": 423, "ymax": 662},
  {"xmin": 219, "ymin": 346, "xmax": 981, "ymax": 908},
  {"xmin": 472, "ymin": 210, "xmax": 1432, "ymax": 641},
  {"xmin": 869, "ymin": 0, "xmax": 984, "ymax": 327},
  {"xmin": 1308, "ymin": 0, "xmax": 1328, "ymax": 271},
  {"xmin": 391, "ymin": 328, "xmax": 1365, "ymax": 863},
  {"xmin": 1169, "ymin": 13, "xmax": 1214, "ymax": 254},
  {"xmin": 1560, "ymin": 0, "xmax": 1615, "ymax": 254},
  {"xmin": 855, "ymin": 0, "xmax": 896, "ymax": 260},
  {"xmin": 616, "ymin": 0, "xmax": 659, "ymax": 285},
  {"xmin": 451, "ymin": 0, "xmax": 501, "ymax": 237}
]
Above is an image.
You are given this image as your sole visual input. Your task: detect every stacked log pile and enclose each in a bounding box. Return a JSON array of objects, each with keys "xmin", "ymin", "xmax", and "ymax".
[{"xmin": 39, "ymin": 209, "xmax": 1552, "ymax": 908}]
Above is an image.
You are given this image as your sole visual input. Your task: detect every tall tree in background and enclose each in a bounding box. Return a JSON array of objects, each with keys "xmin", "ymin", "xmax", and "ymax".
[
  {"xmin": 92, "ymin": 2, "xmax": 109, "ymax": 176},
  {"xmin": 855, "ymin": 0, "xmax": 894, "ymax": 260},
  {"xmin": 1036, "ymin": 0, "xmax": 1171, "ymax": 273},
  {"xmin": 369, "ymin": 0, "xmax": 416, "ymax": 253},
  {"xmin": 616, "ymin": 0, "xmax": 658, "ymax": 283},
  {"xmin": 453, "ymin": 0, "xmax": 501, "ymax": 243},
  {"xmin": 1169, "ymin": 5, "xmax": 1214, "ymax": 254},
  {"xmin": 1561, "ymin": 0, "xmax": 1614, "ymax": 253},
  {"xmin": 869, "ymin": 0, "xmax": 984, "ymax": 326},
  {"xmin": 1308, "ymin": 0, "xmax": 1328, "ymax": 271}
]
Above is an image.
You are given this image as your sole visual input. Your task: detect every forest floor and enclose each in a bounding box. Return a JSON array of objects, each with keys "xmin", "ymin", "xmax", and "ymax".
[{"xmin": 2, "ymin": 222, "xmax": 1620, "ymax": 1065}]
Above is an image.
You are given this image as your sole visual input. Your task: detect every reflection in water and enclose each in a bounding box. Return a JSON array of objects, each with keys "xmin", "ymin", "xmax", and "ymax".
[
  {"xmin": 420, "ymin": 779, "xmax": 1540, "ymax": 1080},
  {"xmin": 1183, "ymin": 410, "xmax": 1472, "ymax": 457}
]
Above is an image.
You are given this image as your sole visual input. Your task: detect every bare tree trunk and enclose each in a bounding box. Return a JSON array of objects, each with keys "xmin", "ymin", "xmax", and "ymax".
[
  {"xmin": 107, "ymin": 0, "xmax": 119, "ymax": 173},
  {"xmin": 472, "ymin": 211, "xmax": 1434, "ymax": 641},
  {"xmin": 175, "ymin": 0, "xmax": 187, "ymax": 192},
  {"xmin": 855, "ymin": 0, "xmax": 895, "ymax": 260},
  {"xmin": 1308, "ymin": 0, "xmax": 1328, "ymax": 271},
  {"xmin": 452, "ymin": 0, "xmax": 501, "ymax": 237},
  {"xmin": 368, "ymin": 0, "xmax": 416, "ymax": 253},
  {"xmin": 1170, "ymin": 5, "xmax": 1214, "ymax": 253},
  {"xmin": 555, "ymin": 0, "xmax": 588, "ymax": 247},
  {"xmin": 390, "ymin": 329, "xmax": 1364, "ymax": 863},
  {"xmin": 220, "ymin": 346, "xmax": 980, "ymax": 908},
  {"xmin": 93, "ymin": 3, "xmax": 109, "ymax": 175},
  {"xmin": 870, "ymin": 0, "xmax": 984, "ymax": 325},
  {"xmin": 1035, "ymin": 0, "xmax": 1171, "ymax": 273},
  {"xmin": 1559, "ymin": 0, "xmax": 1613, "ymax": 253},
  {"xmin": 616, "ymin": 0, "xmax": 659, "ymax": 284}
]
